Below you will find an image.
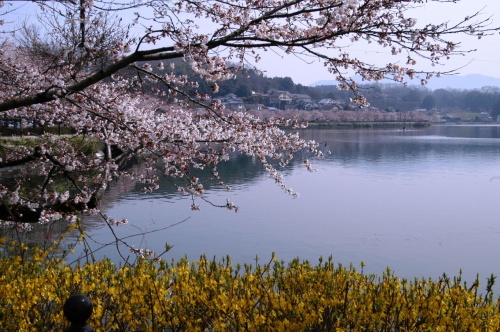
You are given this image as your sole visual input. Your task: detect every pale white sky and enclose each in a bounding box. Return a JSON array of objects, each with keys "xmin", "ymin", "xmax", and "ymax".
[
  {"xmin": 257, "ymin": 0, "xmax": 500, "ymax": 85},
  {"xmin": 2, "ymin": 0, "xmax": 499, "ymax": 85}
]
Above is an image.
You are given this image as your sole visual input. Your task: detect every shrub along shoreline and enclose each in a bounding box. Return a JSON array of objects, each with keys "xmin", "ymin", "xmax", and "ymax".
[{"xmin": 1, "ymin": 243, "xmax": 499, "ymax": 331}]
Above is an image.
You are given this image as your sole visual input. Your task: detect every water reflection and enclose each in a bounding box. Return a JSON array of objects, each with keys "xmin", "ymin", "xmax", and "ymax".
[{"xmin": 66, "ymin": 125, "xmax": 500, "ymax": 290}]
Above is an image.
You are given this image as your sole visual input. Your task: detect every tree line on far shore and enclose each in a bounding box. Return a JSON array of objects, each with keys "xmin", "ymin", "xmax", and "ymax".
[{"xmin": 151, "ymin": 59, "xmax": 500, "ymax": 115}]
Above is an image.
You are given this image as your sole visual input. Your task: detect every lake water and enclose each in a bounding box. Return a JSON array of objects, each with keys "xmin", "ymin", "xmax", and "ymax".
[{"xmin": 75, "ymin": 124, "xmax": 500, "ymax": 287}]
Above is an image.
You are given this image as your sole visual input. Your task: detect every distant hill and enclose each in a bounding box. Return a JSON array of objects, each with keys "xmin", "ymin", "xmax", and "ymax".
[{"xmin": 310, "ymin": 74, "xmax": 500, "ymax": 91}]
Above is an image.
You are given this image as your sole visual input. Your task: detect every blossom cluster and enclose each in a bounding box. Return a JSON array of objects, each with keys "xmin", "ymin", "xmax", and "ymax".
[
  {"xmin": 0, "ymin": 0, "xmax": 497, "ymax": 231},
  {"xmin": 0, "ymin": 19, "xmax": 321, "ymax": 223}
]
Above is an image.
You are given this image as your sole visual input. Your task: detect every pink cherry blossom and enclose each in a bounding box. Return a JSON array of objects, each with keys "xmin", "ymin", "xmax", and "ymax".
[{"xmin": 0, "ymin": 0, "xmax": 497, "ymax": 231}]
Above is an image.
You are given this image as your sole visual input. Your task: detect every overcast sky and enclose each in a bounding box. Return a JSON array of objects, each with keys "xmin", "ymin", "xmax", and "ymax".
[
  {"xmin": 2, "ymin": 0, "xmax": 499, "ymax": 86},
  {"xmin": 257, "ymin": 0, "xmax": 500, "ymax": 85}
]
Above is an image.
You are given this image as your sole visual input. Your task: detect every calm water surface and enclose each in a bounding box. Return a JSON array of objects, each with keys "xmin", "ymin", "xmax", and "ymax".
[{"xmin": 77, "ymin": 124, "xmax": 500, "ymax": 286}]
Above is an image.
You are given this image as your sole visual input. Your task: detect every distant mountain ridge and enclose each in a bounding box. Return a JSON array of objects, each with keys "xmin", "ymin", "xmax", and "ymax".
[{"xmin": 310, "ymin": 74, "xmax": 500, "ymax": 91}]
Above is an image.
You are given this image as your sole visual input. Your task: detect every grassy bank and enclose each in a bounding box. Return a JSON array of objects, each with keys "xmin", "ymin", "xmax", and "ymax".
[
  {"xmin": 0, "ymin": 126, "xmax": 74, "ymax": 137},
  {"xmin": 0, "ymin": 135, "xmax": 101, "ymax": 165}
]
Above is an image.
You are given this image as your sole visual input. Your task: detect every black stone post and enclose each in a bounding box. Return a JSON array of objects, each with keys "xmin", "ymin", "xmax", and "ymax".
[{"xmin": 63, "ymin": 294, "xmax": 94, "ymax": 332}]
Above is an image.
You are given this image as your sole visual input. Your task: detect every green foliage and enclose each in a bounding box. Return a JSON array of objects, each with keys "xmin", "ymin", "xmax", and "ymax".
[
  {"xmin": 0, "ymin": 135, "xmax": 101, "ymax": 213},
  {"xmin": 1, "ymin": 240, "xmax": 500, "ymax": 331},
  {"xmin": 235, "ymin": 83, "xmax": 253, "ymax": 97},
  {"xmin": 491, "ymin": 99, "xmax": 500, "ymax": 120},
  {"xmin": 463, "ymin": 90, "xmax": 494, "ymax": 113},
  {"xmin": 0, "ymin": 135, "xmax": 101, "ymax": 161},
  {"xmin": 422, "ymin": 95, "xmax": 436, "ymax": 110},
  {"xmin": 0, "ymin": 125, "xmax": 74, "ymax": 137}
]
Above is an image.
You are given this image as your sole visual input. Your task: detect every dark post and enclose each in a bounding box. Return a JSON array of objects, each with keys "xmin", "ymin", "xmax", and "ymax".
[{"xmin": 63, "ymin": 294, "xmax": 94, "ymax": 332}]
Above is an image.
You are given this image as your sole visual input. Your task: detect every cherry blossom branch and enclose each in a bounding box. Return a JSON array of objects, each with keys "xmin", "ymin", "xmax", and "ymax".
[{"xmin": 0, "ymin": 0, "xmax": 497, "ymax": 232}]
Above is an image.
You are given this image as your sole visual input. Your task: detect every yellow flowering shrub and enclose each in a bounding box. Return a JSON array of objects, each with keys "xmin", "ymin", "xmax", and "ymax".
[{"xmin": 0, "ymin": 241, "xmax": 499, "ymax": 331}]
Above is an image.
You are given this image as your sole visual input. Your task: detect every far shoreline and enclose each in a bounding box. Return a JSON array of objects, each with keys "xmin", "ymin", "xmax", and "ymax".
[{"xmin": 302, "ymin": 121, "xmax": 431, "ymax": 129}]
